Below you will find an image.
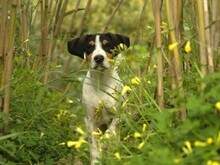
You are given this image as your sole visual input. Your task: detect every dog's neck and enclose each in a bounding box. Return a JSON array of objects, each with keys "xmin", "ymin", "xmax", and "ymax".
[{"xmin": 88, "ymin": 68, "xmax": 114, "ymax": 90}]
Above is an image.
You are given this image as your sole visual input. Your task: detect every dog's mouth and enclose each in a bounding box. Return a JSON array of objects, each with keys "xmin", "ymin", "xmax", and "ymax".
[{"xmin": 93, "ymin": 64, "xmax": 108, "ymax": 71}]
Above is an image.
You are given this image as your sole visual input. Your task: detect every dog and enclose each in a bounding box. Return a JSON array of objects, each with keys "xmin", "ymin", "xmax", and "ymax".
[{"xmin": 67, "ymin": 32, "xmax": 130, "ymax": 164}]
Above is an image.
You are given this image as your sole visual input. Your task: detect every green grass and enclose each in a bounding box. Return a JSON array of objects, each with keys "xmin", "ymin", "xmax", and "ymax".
[{"xmin": 1, "ymin": 44, "xmax": 220, "ymax": 165}]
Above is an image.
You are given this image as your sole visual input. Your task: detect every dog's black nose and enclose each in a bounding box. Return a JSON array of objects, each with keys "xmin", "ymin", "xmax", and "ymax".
[{"xmin": 94, "ymin": 55, "xmax": 104, "ymax": 64}]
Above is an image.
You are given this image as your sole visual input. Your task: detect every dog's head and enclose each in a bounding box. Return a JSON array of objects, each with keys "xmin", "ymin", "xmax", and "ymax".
[{"xmin": 67, "ymin": 32, "xmax": 130, "ymax": 71}]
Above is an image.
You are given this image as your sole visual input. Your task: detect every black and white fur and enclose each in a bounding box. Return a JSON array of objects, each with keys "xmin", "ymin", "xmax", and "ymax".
[{"xmin": 67, "ymin": 32, "xmax": 130, "ymax": 164}]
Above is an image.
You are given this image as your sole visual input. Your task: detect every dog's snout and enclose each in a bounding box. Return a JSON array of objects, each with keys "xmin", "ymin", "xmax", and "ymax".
[{"xmin": 94, "ymin": 55, "xmax": 104, "ymax": 64}]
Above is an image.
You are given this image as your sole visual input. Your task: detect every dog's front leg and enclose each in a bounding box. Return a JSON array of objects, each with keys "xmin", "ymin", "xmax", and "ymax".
[{"xmin": 85, "ymin": 117, "xmax": 101, "ymax": 165}]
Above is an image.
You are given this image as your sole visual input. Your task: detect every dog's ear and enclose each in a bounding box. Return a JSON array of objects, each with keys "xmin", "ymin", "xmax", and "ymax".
[
  {"xmin": 107, "ymin": 32, "xmax": 130, "ymax": 49},
  {"xmin": 67, "ymin": 35, "xmax": 89, "ymax": 59}
]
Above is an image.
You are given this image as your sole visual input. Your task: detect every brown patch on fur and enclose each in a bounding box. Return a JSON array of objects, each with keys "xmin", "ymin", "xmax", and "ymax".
[
  {"xmin": 86, "ymin": 53, "xmax": 92, "ymax": 62},
  {"xmin": 89, "ymin": 40, "xmax": 95, "ymax": 46},
  {"xmin": 106, "ymin": 52, "xmax": 113, "ymax": 59},
  {"xmin": 102, "ymin": 39, "xmax": 108, "ymax": 45}
]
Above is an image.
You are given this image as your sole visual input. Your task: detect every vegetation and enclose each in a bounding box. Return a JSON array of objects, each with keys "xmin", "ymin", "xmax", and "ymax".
[{"xmin": 0, "ymin": 0, "xmax": 220, "ymax": 165}]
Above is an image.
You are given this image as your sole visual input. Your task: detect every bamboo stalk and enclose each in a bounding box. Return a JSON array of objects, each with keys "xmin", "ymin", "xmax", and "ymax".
[
  {"xmin": 43, "ymin": 0, "xmax": 68, "ymax": 85},
  {"xmin": 165, "ymin": 0, "xmax": 186, "ymax": 120},
  {"xmin": 3, "ymin": 0, "xmax": 18, "ymax": 134},
  {"xmin": 196, "ymin": 0, "xmax": 207, "ymax": 79},
  {"xmin": 152, "ymin": 0, "xmax": 164, "ymax": 110},
  {"xmin": 20, "ymin": 0, "xmax": 30, "ymax": 67},
  {"xmin": 40, "ymin": 0, "xmax": 49, "ymax": 57},
  {"xmin": 0, "ymin": 0, "xmax": 8, "ymax": 112},
  {"xmin": 211, "ymin": 1, "xmax": 220, "ymax": 71},
  {"xmin": 203, "ymin": 0, "xmax": 214, "ymax": 73}
]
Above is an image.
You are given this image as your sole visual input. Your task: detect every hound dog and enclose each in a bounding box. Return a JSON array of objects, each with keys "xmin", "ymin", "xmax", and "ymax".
[{"xmin": 67, "ymin": 32, "xmax": 130, "ymax": 164}]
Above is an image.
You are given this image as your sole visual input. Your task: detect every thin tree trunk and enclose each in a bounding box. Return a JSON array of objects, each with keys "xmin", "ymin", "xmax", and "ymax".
[
  {"xmin": 165, "ymin": 0, "xmax": 186, "ymax": 120},
  {"xmin": 152, "ymin": 0, "xmax": 164, "ymax": 110},
  {"xmin": 3, "ymin": 0, "xmax": 18, "ymax": 134},
  {"xmin": 0, "ymin": 0, "xmax": 8, "ymax": 112}
]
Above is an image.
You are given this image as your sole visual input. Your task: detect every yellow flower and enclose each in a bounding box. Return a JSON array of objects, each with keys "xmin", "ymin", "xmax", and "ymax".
[
  {"xmin": 67, "ymin": 137, "xmax": 87, "ymax": 149},
  {"xmin": 194, "ymin": 140, "xmax": 207, "ymax": 147},
  {"xmin": 182, "ymin": 141, "xmax": 192, "ymax": 154},
  {"xmin": 131, "ymin": 77, "xmax": 141, "ymax": 85},
  {"xmin": 207, "ymin": 160, "xmax": 220, "ymax": 165},
  {"xmin": 184, "ymin": 40, "xmax": 191, "ymax": 53},
  {"xmin": 40, "ymin": 132, "xmax": 44, "ymax": 138},
  {"xmin": 134, "ymin": 131, "xmax": 141, "ymax": 138},
  {"xmin": 153, "ymin": 64, "xmax": 157, "ymax": 68},
  {"xmin": 207, "ymin": 137, "xmax": 213, "ymax": 144},
  {"xmin": 76, "ymin": 127, "xmax": 85, "ymax": 135},
  {"xmin": 56, "ymin": 110, "xmax": 67, "ymax": 120},
  {"xmin": 142, "ymin": 123, "xmax": 147, "ymax": 132},
  {"xmin": 147, "ymin": 80, "xmax": 151, "ymax": 85},
  {"xmin": 123, "ymin": 135, "xmax": 130, "ymax": 141},
  {"xmin": 147, "ymin": 25, "xmax": 153, "ymax": 30},
  {"xmin": 215, "ymin": 102, "xmax": 220, "ymax": 111},
  {"xmin": 216, "ymin": 132, "xmax": 220, "ymax": 144},
  {"xmin": 168, "ymin": 42, "xmax": 179, "ymax": 51},
  {"xmin": 174, "ymin": 158, "xmax": 181, "ymax": 164},
  {"xmin": 114, "ymin": 152, "xmax": 121, "ymax": 160},
  {"xmin": 66, "ymin": 98, "xmax": 74, "ymax": 103},
  {"xmin": 121, "ymin": 86, "xmax": 132, "ymax": 95},
  {"xmin": 122, "ymin": 98, "xmax": 129, "ymax": 108},
  {"xmin": 161, "ymin": 22, "xmax": 167, "ymax": 28},
  {"xmin": 137, "ymin": 141, "xmax": 145, "ymax": 150}
]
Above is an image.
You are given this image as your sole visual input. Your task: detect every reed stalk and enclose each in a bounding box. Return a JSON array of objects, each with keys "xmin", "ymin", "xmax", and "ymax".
[
  {"xmin": 0, "ymin": 0, "xmax": 8, "ymax": 112},
  {"xmin": 203, "ymin": 0, "xmax": 214, "ymax": 73},
  {"xmin": 196, "ymin": 0, "xmax": 207, "ymax": 79},
  {"xmin": 152, "ymin": 0, "xmax": 164, "ymax": 110},
  {"xmin": 3, "ymin": 0, "xmax": 18, "ymax": 133},
  {"xmin": 165, "ymin": 0, "xmax": 186, "ymax": 120}
]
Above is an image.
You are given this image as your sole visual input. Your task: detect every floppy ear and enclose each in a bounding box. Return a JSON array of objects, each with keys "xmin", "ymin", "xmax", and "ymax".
[
  {"xmin": 67, "ymin": 35, "xmax": 88, "ymax": 59},
  {"xmin": 107, "ymin": 32, "xmax": 130, "ymax": 49}
]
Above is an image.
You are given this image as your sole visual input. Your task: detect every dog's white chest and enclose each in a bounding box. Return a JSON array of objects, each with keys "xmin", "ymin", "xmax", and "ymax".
[{"xmin": 82, "ymin": 71, "xmax": 123, "ymax": 125}]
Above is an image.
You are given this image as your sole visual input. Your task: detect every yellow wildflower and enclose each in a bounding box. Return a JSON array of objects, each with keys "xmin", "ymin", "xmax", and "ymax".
[
  {"xmin": 182, "ymin": 141, "xmax": 192, "ymax": 154},
  {"xmin": 147, "ymin": 25, "xmax": 153, "ymax": 30},
  {"xmin": 40, "ymin": 132, "xmax": 44, "ymax": 138},
  {"xmin": 215, "ymin": 102, "xmax": 220, "ymax": 111},
  {"xmin": 134, "ymin": 131, "xmax": 141, "ymax": 138},
  {"xmin": 207, "ymin": 160, "xmax": 220, "ymax": 165},
  {"xmin": 66, "ymin": 98, "xmax": 74, "ymax": 103},
  {"xmin": 114, "ymin": 152, "xmax": 121, "ymax": 160},
  {"xmin": 76, "ymin": 127, "xmax": 85, "ymax": 135},
  {"xmin": 67, "ymin": 137, "xmax": 87, "ymax": 149},
  {"xmin": 137, "ymin": 141, "xmax": 145, "ymax": 150},
  {"xmin": 131, "ymin": 77, "xmax": 141, "ymax": 85},
  {"xmin": 168, "ymin": 42, "xmax": 179, "ymax": 51},
  {"xmin": 194, "ymin": 140, "xmax": 207, "ymax": 147},
  {"xmin": 153, "ymin": 64, "xmax": 157, "ymax": 68},
  {"xmin": 147, "ymin": 80, "xmax": 151, "ymax": 85},
  {"xmin": 56, "ymin": 110, "xmax": 67, "ymax": 120},
  {"xmin": 174, "ymin": 158, "xmax": 181, "ymax": 164},
  {"xmin": 142, "ymin": 123, "xmax": 147, "ymax": 132},
  {"xmin": 92, "ymin": 129, "xmax": 102, "ymax": 136},
  {"xmin": 161, "ymin": 22, "xmax": 167, "ymax": 28},
  {"xmin": 124, "ymin": 135, "xmax": 130, "ymax": 141},
  {"xmin": 216, "ymin": 132, "xmax": 220, "ymax": 144},
  {"xmin": 207, "ymin": 137, "xmax": 213, "ymax": 144},
  {"xmin": 122, "ymin": 98, "xmax": 129, "ymax": 108},
  {"xmin": 184, "ymin": 40, "xmax": 191, "ymax": 53},
  {"xmin": 121, "ymin": 85, "xmax": 132, "ymax": 95}
]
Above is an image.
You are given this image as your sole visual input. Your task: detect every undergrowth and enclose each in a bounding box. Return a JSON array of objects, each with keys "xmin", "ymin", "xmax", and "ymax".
[{"xmin": 0, "ymin": 45, "xmax": 219, "ymax": 165}]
